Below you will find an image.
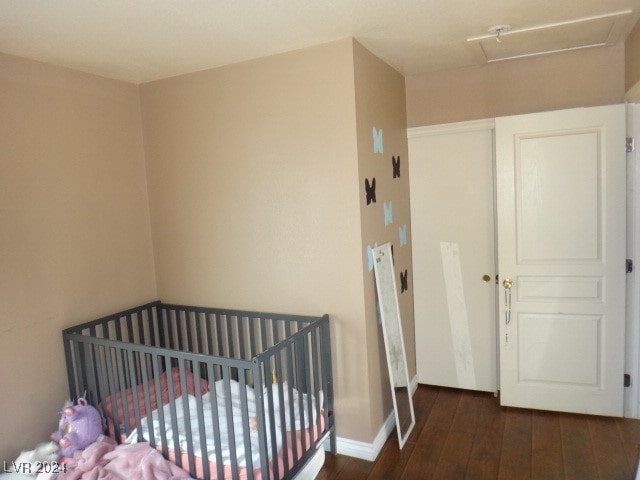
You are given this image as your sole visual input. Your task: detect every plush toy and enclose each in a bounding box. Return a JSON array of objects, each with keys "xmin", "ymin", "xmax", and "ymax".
[{"xmin": 50, "ymin": 398, "xmax": 102, "ymax": 458}]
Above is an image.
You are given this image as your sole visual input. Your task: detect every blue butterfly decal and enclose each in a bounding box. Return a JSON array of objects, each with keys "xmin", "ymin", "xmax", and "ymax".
[
  {"xmin": 392, "ymin": 156, "xmax": 400, "ymax": 178},
  {"xmin": 400, "ymin": 269, "xmax": 408, "ymax": 293},
  {"xmin": 384, "ymin": 201, "xmax": 393, "ymax": 226},
  {"xmin": 367, "ymin": 243, "xmax": 378, "ymax": 271},
  {"xmin": 372, "ymin": 127, "xmax": 383, "ymax": 154},
  {"xmin": 365, "ymin": 177, "xmax": 376, "ymax": 205},
  {"xmin": 399, "ymin": 224, "xmax": 407, "ymax": 246}
]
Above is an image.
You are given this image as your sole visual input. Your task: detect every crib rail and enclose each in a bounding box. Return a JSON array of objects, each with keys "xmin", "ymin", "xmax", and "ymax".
[{"xmin": 62, "ymin": 301, "xmax": 335, "ymax": 480}]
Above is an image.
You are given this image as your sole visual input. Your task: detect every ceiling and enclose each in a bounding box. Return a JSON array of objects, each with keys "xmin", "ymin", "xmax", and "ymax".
[{"xmin": 1, "ymin": 0, "xmax": 639, "ymax": 84}]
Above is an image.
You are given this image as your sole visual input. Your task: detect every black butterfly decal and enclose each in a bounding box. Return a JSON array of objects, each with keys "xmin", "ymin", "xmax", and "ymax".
[
  {"xmin": 365, "ymin": 177, "xmax": 376, "ymax": 205},
  {"xmin": 400, "ymin": 269, "xmax": 408, "ymax": 293},
  {"xmin": 392, "ymin": 156, "xmax": 400, "ymax": 178}
]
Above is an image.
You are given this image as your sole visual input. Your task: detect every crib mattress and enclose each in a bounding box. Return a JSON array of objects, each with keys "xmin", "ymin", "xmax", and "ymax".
[{"xmin": 126, "ymin": 380, "xmax": 323, "ymax": 480}]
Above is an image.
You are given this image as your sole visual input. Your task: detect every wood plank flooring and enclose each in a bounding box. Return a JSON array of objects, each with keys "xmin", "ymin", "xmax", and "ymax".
[{"xmin": 318, "ymin": 385, "xmax": 640, "ymax": 480}]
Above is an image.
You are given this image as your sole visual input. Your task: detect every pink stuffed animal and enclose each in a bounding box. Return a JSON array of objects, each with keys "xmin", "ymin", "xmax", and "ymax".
[{"xmin": 50, "ymin": 398, "xmax": 102, "ymax": 458}]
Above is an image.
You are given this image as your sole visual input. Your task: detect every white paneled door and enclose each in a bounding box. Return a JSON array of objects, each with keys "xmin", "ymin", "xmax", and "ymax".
[
  {"xmin": 495, "ymin": 105, "xmax": 626, "ymax": 416},
  {"xmin": 410, "ymin": 121, "xmax": 497, "ymax": 392}
]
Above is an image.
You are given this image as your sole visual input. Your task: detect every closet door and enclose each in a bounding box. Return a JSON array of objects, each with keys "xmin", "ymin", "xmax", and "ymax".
[
  {"xmin": 409, "ymin": 120, "xmax": 497, "ymax": 392},
  {"xmin": 495, "ymin": 105, "xmax": 626, "ymax": 416}
]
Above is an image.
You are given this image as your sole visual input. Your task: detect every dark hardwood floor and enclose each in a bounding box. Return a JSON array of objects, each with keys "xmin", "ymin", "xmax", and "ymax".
[{"xmin": 318, "ymin": 385, "xmax": 640, "ymax": 480}]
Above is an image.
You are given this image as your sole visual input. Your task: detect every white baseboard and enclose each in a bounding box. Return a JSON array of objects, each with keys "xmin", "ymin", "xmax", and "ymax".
[
  {"xmin": 410, "ymin": 374, "xmax": 418, "ymax": 396},
  {"xmin": 332, "ymin": 411, "xmax": 395, "ymax": 461},
  {"xmin": 326, "ymin": 375, "xmax": 419, "ymax": 461}
]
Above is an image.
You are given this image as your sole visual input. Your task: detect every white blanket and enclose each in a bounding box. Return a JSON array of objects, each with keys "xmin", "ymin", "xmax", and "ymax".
[{"xmin": 126, "ymin": 380, "xmax": 322, "ymax": 469}]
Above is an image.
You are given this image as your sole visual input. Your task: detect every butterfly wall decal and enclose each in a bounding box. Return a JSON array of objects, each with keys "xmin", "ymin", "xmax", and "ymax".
[
  {"xmin": 392, "ymin": 155, "xmax": 400, "ymax": 178},
  {"xmin": 384, "ymin": 201, "xmax": 393, "ymax": 226},
  {"xmin": 367, "ymin": 243, "xmax": 378, "ymax": 271},
  {"xmin": 399, "ymin": 224, "xmax": 407, "ymax": 246},
  {"xmin": 372, "ymin": 127, "xmax": 383, "ymax": 154},
  {"xmin": 400, "ymin": 269, "xmax": 408, "ymax": 293},
  {"xmin": 365, "ymin": 177, "xmax": 376, "ymax": 205}
]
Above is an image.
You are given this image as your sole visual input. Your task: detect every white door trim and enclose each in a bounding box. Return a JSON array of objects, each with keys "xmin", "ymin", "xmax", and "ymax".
[
  {"xmin": 626, "ymin": 102, "xmax": 640, "ymax": 419},
  {"xmin": 408, "ymin": 118, "xmax": 496, "ymax": 138}
]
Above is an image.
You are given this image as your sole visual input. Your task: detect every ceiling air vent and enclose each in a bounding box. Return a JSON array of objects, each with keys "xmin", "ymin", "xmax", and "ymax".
[{"xmin": 467, "ymin": 10, "xmax": 636, "ymax": 63}]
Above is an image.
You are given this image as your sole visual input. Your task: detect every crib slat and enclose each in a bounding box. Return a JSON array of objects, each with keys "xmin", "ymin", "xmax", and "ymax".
[
  {"xmin": 152, "ymin": 353, "xmax": 169, "ymax": 457},
  {"xmin": 252, "ymin": 363, "xmax": 270, "ymax": 480},
  {"xmin": 105, "ymin": 347, "xmax": 121, "ymax": 438},
  {"xmin": 205, "ymin": 314, "xmax": 215, "ymax": 357},
  {"xmin": 223, "ymin": 366, "xmax": 240, "ymax": 480},
  {"xmin": 164, "ymin": 354, "xmax": 182, "ymax": 468},
  {"xmin": 265, "ymin": 355, "xmax": 281, "ymax": 480},
  {"xmin": 259, "ymin": 317, "xmax": 267, "ymax": 353},
  {"xmin": 236, "ymin": 315, "xmax": 246, "ymax": 360},
  {"xmin": 212, "ymin": 314, "xmax": 221, "ymax": 358},
  {"xmin": 116, "ymin": 347, "xmax": 132, "ymax": 434},
  {"xmin": 148, "ymin": 307, "xmax": 157, "ymax": 347},
  {"xmin": 292, "ymin": 335, "xmax": 307, "ymax": 455},
  {"xmin": 290, "ymin": 377, "xmax": 301, "ymax": 463},
  {"xmin": 137, "ymin": 311, "xmax": 146, "ymax": 345},
  {"xmin": 174, "ymin": 310, "xmax": 182, "ymax": 351},
  {"xmin": 79, "ymin": 342, "xmax": 97, "ymax": 404},
  {"xmin": 270, "ymin": 317, "xmax": 278, "ymax": 349},
  {"xmin": 139, "ymin": 352, "xmax": 156, "ymax": 445},
  {"xmin": 311, "ymin": 328, "xmax": 322, "ymax": 440},
  {"xmin": 207, "ymin": 363, "xmax": 225, "ymax": 480},
  {"xmin": 163, "ymin": 308, "xmax": 172, "ymax": 349},
  {"xmin": 63, "ymin": 337, "xmax": 77, "ymax": 400},
  {"xmin": 285, "ymin": 340, "xmax": 299, "ymax": 463},
  {"xmin": 126, "ymin": 314, "xmax": 135, "ymax": 343},
  {"xmin": 248, "ymin": 316, "xmax": 257, "ymax": 360},
  {"xmin": 303, "ymin": 333, "xmax": 314, "ymax": 446},
  {"xmin": 275, "ymin": 353, "xmax": 289, "ymax": 476},
  {"xmin": 238, "ymin": 369, "xmax": 254, "ymax": 477},
  {"xmin": 192, "ymin": 362, "xmax": 209, "ymax": 480},
  {"xmin": 84, "ymin": 339, "xmax": 98, "ymax": 405},
  {"xmin": 321, "ymin": 315, "xmax": 336, "ymax": 453},
  {"xmin": 227, "ymin": 316, "xmax": 235, "ymax": 359},
  {"xmin": 93, "ymin": 345, "xmax": 108, "ymax": 425},
  {"xmin": 157, "ymin": 308, "xmax": 166, "ymax": 349},
  {"xmin": 74, "ymin": 339, "xmax": 88, "ymax": 399},
  {"xmin": 178, "ymin": 359, "xmax": 196, "ymax": 477},
  {"xmin": 126, "ymin": 349, "xmax": 143, "ymax": 440},
  {"xmin": 114, "ymin": 316, "xmax": 123, "ymax": 341},
  {"xmin": 195, "ymin": 312, "xmax": 204, "ymax": 354},
  {"xmin": 184, "ymin": 310, "xmax": 193, "ymax": 352}
]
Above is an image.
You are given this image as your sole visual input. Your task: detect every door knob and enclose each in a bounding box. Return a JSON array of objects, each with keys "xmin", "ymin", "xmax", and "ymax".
[
  {"xmin": 482, "ymin": 274, "xmax": 491, "ymax": 282},
  {"xmin": 503, "ymin": 278, "xmax": 513, "ymax": 289}
]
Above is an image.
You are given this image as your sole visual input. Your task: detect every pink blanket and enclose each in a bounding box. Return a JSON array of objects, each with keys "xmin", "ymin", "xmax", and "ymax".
[{"xmin": 57, "ymin": 437, "xmax": 193, "ymax": 480}]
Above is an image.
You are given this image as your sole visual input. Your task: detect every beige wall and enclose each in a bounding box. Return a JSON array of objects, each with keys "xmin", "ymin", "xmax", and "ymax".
[
  {"xmin": 352, "ymin": 41, "xmax": 415, "ymax": 434},
  {"xmin": 139, "ymin": 39, "xmax": 376, "ymax": 442},
  {"xmin": 0, "ymin": 53, "xmax": 157, "ymax": 461},
  {"xmin": 626, "ymin": 20, "xmax": 640, "ymax": 101},
  {"xmin": 0, "ymin": 37, "xmax": 413, "ymax": 457},
  {"xmin": 406, "ymin": 43, "xmax": 625, "ymax": 127}
]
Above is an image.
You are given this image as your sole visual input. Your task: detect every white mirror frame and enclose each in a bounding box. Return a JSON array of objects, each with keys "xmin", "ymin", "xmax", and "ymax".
[{"xmin": 373, "ymin": 242, "xmax": 416, "ymax": 448}]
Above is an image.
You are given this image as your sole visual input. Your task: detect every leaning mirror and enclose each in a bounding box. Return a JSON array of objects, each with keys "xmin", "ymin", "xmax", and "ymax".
[{"xmin": 373, "ymin": 242, "xmax": 415, "ymax": 448}]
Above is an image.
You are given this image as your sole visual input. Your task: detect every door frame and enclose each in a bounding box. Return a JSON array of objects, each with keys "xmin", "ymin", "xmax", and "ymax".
[{"xmin": 626, "ymin": 102, "xmax": 640, "ymax": 418}]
